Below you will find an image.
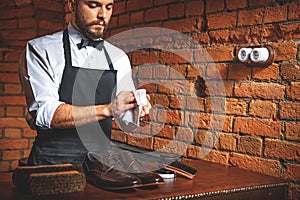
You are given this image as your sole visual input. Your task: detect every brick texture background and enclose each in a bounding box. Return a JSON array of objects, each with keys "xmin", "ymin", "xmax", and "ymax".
[
  {"xmin": 0, "ymin": 0, "xmax": 66, "ymax": 170},
  {"xmin": 0, "ymin": 0, "xmax": 299, "ymax": 199}
]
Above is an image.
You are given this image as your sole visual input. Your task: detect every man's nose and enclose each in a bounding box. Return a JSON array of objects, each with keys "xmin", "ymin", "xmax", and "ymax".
[{"xmin": 97, "ymin": 6, "xmax": 107, "ymax": 19}]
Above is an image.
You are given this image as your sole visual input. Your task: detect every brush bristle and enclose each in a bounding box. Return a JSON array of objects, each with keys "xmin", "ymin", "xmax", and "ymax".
[
  {"xmin": 164, "ymin": 161, "xmax": 197, "ymax": 179},
  {"xmin": 171, "ymin": 161, "xmax": 197, "ymax": 174}
]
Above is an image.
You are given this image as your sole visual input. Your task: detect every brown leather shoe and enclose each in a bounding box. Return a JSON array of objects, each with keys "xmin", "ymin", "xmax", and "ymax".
[
  {"xmin": 83, "ymin": 151, "xmax": 142, "ymax": 190},
  {"xmin": 120, "ymin": 151, "xmax": 164, "ymax": 187}
]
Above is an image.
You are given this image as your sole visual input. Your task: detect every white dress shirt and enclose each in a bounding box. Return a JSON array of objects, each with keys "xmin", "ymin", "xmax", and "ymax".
[{"xmin": 19, "ymin": 24, "xmax": 135, "ymax": 129}]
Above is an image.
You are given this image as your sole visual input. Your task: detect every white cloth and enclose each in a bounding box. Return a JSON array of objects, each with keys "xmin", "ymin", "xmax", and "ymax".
[
  {"xmin": 19, "ymin": 24, "xmax": 135, "ymax": 129},
  {"xmin": 121, "ymin": 89, "xmax": 147, "ymax": 126}
]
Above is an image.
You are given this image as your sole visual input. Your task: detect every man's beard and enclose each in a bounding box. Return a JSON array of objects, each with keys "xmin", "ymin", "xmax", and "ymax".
[{"xmin": 75, "ymin": 10, "xmax": 106, "ymax": 39}]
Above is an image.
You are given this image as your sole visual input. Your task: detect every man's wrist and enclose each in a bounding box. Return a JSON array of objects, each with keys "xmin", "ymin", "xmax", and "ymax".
[{"xmin": 96, "ymin": 104, "xmax": 113, "ymax": 119}]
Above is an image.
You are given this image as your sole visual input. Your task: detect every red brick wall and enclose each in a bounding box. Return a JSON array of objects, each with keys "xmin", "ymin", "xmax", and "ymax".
[
  {"xmin": 0, "ymin": 0, "xmax": 299, "ymax": 199},
  {"xmin": 0, "ymin": 0, "xmax": 65, "ymax": 171},
  {"xmin": 108, "ymin": 1, "xmax": 300, "ymax": 199}
]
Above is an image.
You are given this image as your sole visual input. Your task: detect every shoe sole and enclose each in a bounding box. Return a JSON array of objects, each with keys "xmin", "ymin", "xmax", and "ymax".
[
  {"xmin": 86, "ymin": 174, "xmax": 143, "ymax": 190},
  {"xmin": 139, "ymin": 181, "xmax": 165, "ymax": 188},
  {"xmin": 87, "ymin": 174, "xmax": 164, "ymax": 190}
]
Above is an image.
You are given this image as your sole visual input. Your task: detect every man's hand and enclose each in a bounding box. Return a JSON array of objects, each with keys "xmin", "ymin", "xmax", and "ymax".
[
  {"xmin": 109, "ymin": 91, "xmax": 137, "ymax": 117},
  {"xmin": 109, "ymin": 91, "xmax": 152, "ymax": 118}
]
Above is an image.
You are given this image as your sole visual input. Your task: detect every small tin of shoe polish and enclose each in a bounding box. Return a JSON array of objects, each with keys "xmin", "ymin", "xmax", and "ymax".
[{"xmin": 156, "ymin": 168, "xmax": 175, "ymax": 181}]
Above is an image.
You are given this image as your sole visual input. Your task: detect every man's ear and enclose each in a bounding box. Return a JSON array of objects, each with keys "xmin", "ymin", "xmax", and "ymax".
[{"xmin": 68, "ymin": 0, "xmax": 76, "ymax": 13}]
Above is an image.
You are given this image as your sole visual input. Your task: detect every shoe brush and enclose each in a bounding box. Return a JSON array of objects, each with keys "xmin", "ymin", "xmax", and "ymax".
[{"xmin": 164, "ymin": 161, "xmax": 197, "ymax": 179}]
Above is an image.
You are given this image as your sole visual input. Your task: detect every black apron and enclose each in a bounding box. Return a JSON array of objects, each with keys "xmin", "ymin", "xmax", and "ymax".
[{"xmin": 28, "ymin": 29, "xmax": 117, "ymax": 165}]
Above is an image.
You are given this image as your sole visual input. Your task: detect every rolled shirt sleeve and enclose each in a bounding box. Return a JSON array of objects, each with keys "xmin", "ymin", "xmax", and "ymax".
[{"xmin": 20, "ymin": 37, "xmax": 65, "ymax": 129}]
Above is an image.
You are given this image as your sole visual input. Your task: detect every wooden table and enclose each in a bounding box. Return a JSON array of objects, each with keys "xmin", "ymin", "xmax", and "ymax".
[{"xmin": 0, "ymin": 160, "xmax": 288, "ymax": 200}]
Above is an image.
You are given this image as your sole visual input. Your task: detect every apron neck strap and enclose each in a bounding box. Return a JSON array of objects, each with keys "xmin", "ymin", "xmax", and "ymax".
[
  {"xmin": 63, "ymin": 29, "xmax": 72, "ymax": 67},
  {"xmin": 63, "ymin": 28, "xmax": 115, "ymax": 70},
  {"xmin": 103, "ymin": 47, "xmax": 114, "ymax": 70}
]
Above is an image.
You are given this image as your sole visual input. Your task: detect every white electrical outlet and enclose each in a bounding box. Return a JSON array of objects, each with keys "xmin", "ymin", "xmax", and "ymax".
[
  {"xmin": 250, "ymin": 47, "xmax": 270, "ymax": 62},
  {"xmin": 236, "ymin": 45, "xmax": 275, "ymax": 67},
  {"xmin": 237, "ymin": 48, "xmax": 252, "ymax": 62}
]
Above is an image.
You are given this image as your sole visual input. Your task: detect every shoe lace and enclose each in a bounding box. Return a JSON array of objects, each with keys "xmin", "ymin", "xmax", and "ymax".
[
  {"xmin": 123, "ymin": 152, "xmax": 144, "ymax": 173},
  {"xmin": 102, "ymin": 151, "xmax": 124, "ymax": 171}
]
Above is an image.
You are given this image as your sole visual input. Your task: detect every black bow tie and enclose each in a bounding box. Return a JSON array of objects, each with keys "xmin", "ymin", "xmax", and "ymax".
[{"xmin": 77, "ymin": 39, "xmax": 104, "ymax": 49}]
